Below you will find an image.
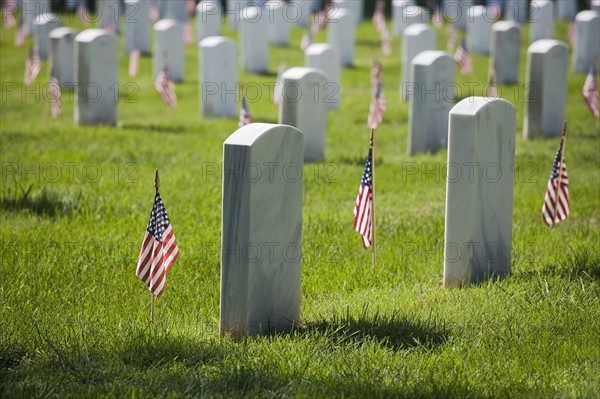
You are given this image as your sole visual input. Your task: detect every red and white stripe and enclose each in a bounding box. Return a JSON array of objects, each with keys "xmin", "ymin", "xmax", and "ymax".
[
  {"xmin": 136, "ymin": 225, "xmax": 179, "ymax": 298},
  {"xmin": 582, "ymin": 67, "xmax": 599, "ymax": 118},
  {"xmin": 542, "ymin": 168, "xmax": 569, "ymax": 226},
  {"xmin": 48, "ymin": 77, "xmax": 62, "ymax": 118},
  {"xmin": 129, "ymin": 48, "xmax": 140, "ymax": 77},
  {"xmin": 155, "ymin": 69, "xmax": 177, "ymax": 109},
  {"xmin": 24, "ymin": 47, "xmax": 41, "ymax": 86},
  {"xmin": 354, "ymin": 184, "xmax": 372, "ymax": 248}
]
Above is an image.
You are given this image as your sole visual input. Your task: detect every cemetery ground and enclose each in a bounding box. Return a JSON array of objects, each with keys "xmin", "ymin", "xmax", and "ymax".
[{"xmin": 1, "ymin": 15, "xmax": 599, "ymax": 399}]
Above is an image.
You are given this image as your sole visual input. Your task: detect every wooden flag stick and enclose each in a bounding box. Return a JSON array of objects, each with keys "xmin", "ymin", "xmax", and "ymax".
[
  {"xmin": 551, "ymin": 122, "xmax": 567, "ymax": 229},
  {"xmin": 370, "ymin": 128, "xmax": 377, "ymax": 270},
  {"xmin": 151, "ymin": 169, "xmax": 160, "ymax": 323}
]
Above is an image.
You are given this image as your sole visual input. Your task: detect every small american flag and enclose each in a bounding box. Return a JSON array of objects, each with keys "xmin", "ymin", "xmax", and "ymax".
[
  {"xmin": 274, "ymin": 62, "xmax": 285, "ymax": 108},
  {"xmin": 3, "ymin": 0, "xmax": 16, "ymax": 28},
  {"xmin": 568, "ymin": 19, "xmax": 576, "ymax": 46},
  {"xmin": 301, "ymin": 27, "xmax": 312, "ymax": 51},
  {"xmin": 381, "ymin": 26, "xmax": 392, "ymax": 56},
  {"xmin": 183, "ymin": 22, "xmax": 193, "ymax": 45},
  {"xmin": 149, "ymin": 2, "xmax": 159, "ymax": 22},
  {"xmin": 372, "ymin": 0, "xmax": 386, "ymax": 33},
  {"xmin": 136, "ymin": 191, "xmax": 179, "ymax": 298},
  {"xmin": 312, "ymin": 8, "xmax": 328, "ymax": 33},
  {"xmin": 354, "ymin": 143, "xmax": 373, "ymax": 248},
  {"xmin": 542, "ymin": 136, "xmax": 569, "ymax": 227},
  {"xmin": 76, "ymin": 0, "xmax": 90, "ymax": 26},
  {"xmin": 582, "ymin": 66, "xmax": 599, "ymax": 119},
  {"xmin": 446, "ymin": 24, "xmax": 456, "ymax": 52},
  {"xmin": 155, "ymin": 65, "xmax": 177, "ymax": 109},
  {"xmin": 367, "ymin": 63, "xmax": 386, "ymax": 129},
  {"xmin": 129, "ymin": 48, "xmax": 140, "ymax": 77},
  {"xmin": 186, "ymin": 0, "xmax": 196, "ymax": 16},
  {"xmin": 454, "ymin": 41, "xmax": 472, "ymax": 75},
  {"xmin": 433, "ymin": 6, "xmax": 443, "ymax": 28},
  {"xmin": 239, "ymin": 96, "xmax": 252, "ymax": 127},
  {"xmin": 24, "ymin": 45, "xmax": 41, "ymax": 86},
  {"xmin": 15, "ymin": 21, "xmax": 28, "ymax": 48},
  {"xmin": 47, "ymin": 72, "xmax": 62, "ymax": 119},
  {"xmin": 488, "ymin": 68, "xmax": 498, "ymax": 98}
]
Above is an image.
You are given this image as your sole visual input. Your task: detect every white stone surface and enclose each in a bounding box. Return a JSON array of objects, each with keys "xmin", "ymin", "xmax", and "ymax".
[
  {"xmin": 22, "ymin": 0, "xmax": 50, "ymax": 31},
  {"xmin": 505, "ymin": 0, "xmax": 528, "ymax": 23},
  {"xmin": 556, "ymin": 0, "xmax": 576, "ymax": 20},
  {"xmin": 97, "ymin": 0, "xmax": 120, "ymax": 32},
  {"xmin": 289, "ymin": 0, "xmax": 312, "ymax": 26},
  {"xmin": 571, "ymin": 10, "xmax": 600, "ymax": 74},
  {"xmin": 524, "ymin": 40, "xmax": 568, "ymax": 139},
  {"xmin": 529, "ymin": 0, "xmax": 554, "ymax": 43},
  {"xmin": 49, "ymin": 27, "xmax": 77, "ymax": 87},
  {"xmin": 124, "ymin": 0, "xmax": 151, "ymax": 54},
  {"xmin": 226, "ymin": 0, "xmax": 247, "ymax": 30},
  {"xmin": 444, "ymin": 97, "xmax": 516, "ymax": 288},
  {"xmin": 279, "ymin": 67, "xmax": 328, "ymax": 162},
  {"xmin": 408, "ymin": 51, "xmax": 455, "ymax": 156},
  {"xmin": 392, "ymin": 0, "xmax": 414, "ymax": 35},
  {"xmin": 265, "ymin": 0, "xmax": 291, "ymax": 46},
  {"xmin": 332, "ymin": 0, "xmax": 363, "ymax": 25},
  {"xmin": 467, "ymin": 6, "xmax": 491, "ymax": 55},
  {"xmin": 164, "ymin": 0, "xmax": 187, "ymax": 23},
  {"xmin": 240, "ymin": 6, "xmax": 269, "ymax": 73},
  {"xmin": 490, "ymin": 21, "xmax": 520, "ymax": 84},
  {"xmin": 327, "ymin": 8, "xmax": 355, "ymax": 67},
  {"xmin": 74, "ymin": 29, "xmax": 118, "ymax": 126},
  {"xmin": 199, "ymin": 37, "xmax": 238, "ymax": 118},
  {"xmin": 33, "ymin": 12, "xmax": 62, "ymax": 60},
  {"xmin": 196, "ymin": 0, "xmax": 222, "ymax": 41},
  {"xmin": 592, "ymin": 0, "xmax": 600, "ymax": 14},
  {"xmin": 444, "ymin": 0, "xmax": 466, "ymax": 30},
  {"xmin": 305, "ymin": 43, "xmax": 340, "ymax": 109},
  {"xmin": 220, "ymin": 123, "xmax": 303, "ymax": 339},
  {"xmin": 153, "ymin": 19, "xmax": 184, "ymax": 81},
  {"xmin": 402, "ymin": 23, "xmax": 436, "ymax": 101}
]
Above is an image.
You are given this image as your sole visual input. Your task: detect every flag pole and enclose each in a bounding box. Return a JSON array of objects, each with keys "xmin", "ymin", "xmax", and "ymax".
[
  {"xmin": 551, "ymin": 122, "xmax": 567, "ymax": 229},
  {"xmin": 151, "ymin": 168, "xmax": 160, "ymax": 323},
  {"xmin": 370, "ymin": 128, "xmax": 377, "ymax": 270}
]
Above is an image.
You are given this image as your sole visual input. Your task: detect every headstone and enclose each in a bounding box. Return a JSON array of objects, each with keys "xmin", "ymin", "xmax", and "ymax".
[
  {"xmin": 592, "ymin": 0, "xmax": 600, "ymax": 14},
  {"xmin": 199, "ymin": 37, "xmax": 238, "ymax": 118},
  {"xmin": 265, "ymin": 0, "xmax": 291, "ymax": 46},
  {"xmin": 490, "ymin": 21, "xmax": 520, "ymax": 84},
  {"xmin": 445, "ymin": 0, "xmax": 467, "ymax": 30},
  {"xmin": 33, "ymin": 13, "xmax": 62, "ymax": 60},
  {"xmin": 305, "ymin": 43, "xmax": 340, "ymax": 110},
  {"xmin": 74, "ymin": 29, "xmax": 118, "ymax": 126},
  {"xmin": 529, "ymin": 0, "xmax": 554, "ymax": 43},
  {"xmin": 403, "ymin": 5, "xmax": 429, "ymax": 32},
  {"xmin": 408, "ymin": 51, "xmax": 455, "ymax": 156},
  {"xmin": 97, "ymin": 0, "xmax": 120, "ymax": 32},
  {"xmin": 505, "ymin": 0, "xmax": 528, "ymax": 23},
  {"xmin": 196, "ymin": 0, "xmax": 222, "ymax": 41},
  {"xmin": 444, "ymin": 97, "xmax": 516, "ymax": 288},
  {"xmin": 164, "ymin": 0, "xmax": 187, "ymax": 23},
  {"xmin": 240, "ymin": 6, "xmax": 269, "ymax": 73},
  {"xmin": 289, "ymin": 0, "xmax": 312, "ymax": 26},
  {"xmin": 571, "ymin": 11, "xmax": 600, "ymax": 74},
  {"xmin": 402, "ymin": 24, "xmax": 436, "ymax": 101},
  {"xmin": 467, "ymin": 6, "xmax": 491, "ymax": 55},
  {"xmin": 392, "ymin": 0, "xmax": 414, "ymax": 35},
  {"xmin": 226, "ymin": 0, "xmax": 247, "ymax": 30},
  {"xmin": 153, "ymin": 19, "xmax": 184, "ymax": 81},
  {"xmin": 279, "ymin": 67, "xmax": 328, "ymax": 162},
  {"xmin": 220, "ymin": 123, "xmax": 303, "ymax": 339},
  {"xmin": 555, "ymin": 0, "xmax": 576, "ymax": 20},
  {"xmin": 327, "ymin": 9, "xmax": 355, "ymax": 67},
  {"xmin": 524, "ymin": 40, "xmax": 568, "ymax": 139},
  {"xmin": 124, "ymin": 0, "xmax": 151, "ymax": 54},
  {"xmin": 332, "ymin": 0, "xmax": 363, "ymax": 25},
  {"xmin": 49, "ymin": 27, "xmax": 77, "ymax": 87},
  {"xmin": 22, "ymin": 0, "xmax": 50, "ymax": 31}
]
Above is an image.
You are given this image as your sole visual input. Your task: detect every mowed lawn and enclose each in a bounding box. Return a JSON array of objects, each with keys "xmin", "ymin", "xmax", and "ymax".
[{"xmin": 1, "ymin": 10, "xmax": 599, "ymax": 398}]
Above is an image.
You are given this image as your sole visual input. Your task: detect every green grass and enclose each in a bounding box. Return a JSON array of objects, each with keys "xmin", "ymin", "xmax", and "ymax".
[{"xmin": 1, "ymin": 11, "xmax": 600, "ymax": 398}]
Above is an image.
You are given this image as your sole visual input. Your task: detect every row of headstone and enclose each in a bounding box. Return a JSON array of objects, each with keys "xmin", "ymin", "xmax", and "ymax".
[{"xmin": 392, "ymin": 1, "xmax": 428, "ymax": 36}]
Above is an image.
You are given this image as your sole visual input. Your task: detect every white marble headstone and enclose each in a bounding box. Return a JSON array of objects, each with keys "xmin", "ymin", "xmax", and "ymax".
[
  {"xmin": 571, "ymin": 10, "xmax": 600, "ymax": 74},
  {"xmin": 408, "ymin": 51, "xmax": 455, "ymax": 155},
  {"xmin": 33, "ymin": 12, "xmax": 62, "ymax": 60},
  {"xmin": 241, "ymin": 6, "xmax": 269, "ymax": 73},
  {"xmin": 279, "ymin": 67, "xmax": 328, "ymax": 162},
  {"xmin": 445, "ymin": 0, "xmax": 466, "ymax": 30},
  {"xmin": 392, "ymin": 0, "xmax": 414, "ymax": 35},
  {"xmin": 305, "ymin": 43, "xmax": 340, "ymax": 110},
  {"xmin": 332, "ymin": 0, "xmax": 364, "ymax": 25},
  {"xmin": 524, "ymin": 40, "xmax": 568, "ymax": 139},
  {"xmin": 220, "ymin": 123, "xmax": 303, "ymax": 339},
  {"xmin": 490, "ymin": 21, "xmax": 520, "ymax": 84},
  {"xmin": 505, "ymin": 0, "xmax": 528, "ymax": 23},
  {"xmin": 467, "ymin": 6, "xmax": 491, "ymax": 55},
  {"xmin": 402, "ymin": 23, "xmax": 436, "ymax": 101},
  {"xmin": 555, "ymin": 0, "xmax": 576, "ymax": 20},
  {"xmin": 289, "ymin": 0, "xmax": 312, "ymax": 26},
  {"xmin": 97, "ymin": 0, "xmax": 120, "ymax": 32},
  {"xmin": 226, "ymin": 0, "xmax": 248, "ymax": 30},
  {"xmin": 49, "ymin": 27, "xmax": 77, "ymax": 87},
  {"xmin": 327, "ymin": 8, "xmax": 355, "ymax": 67},
  {"xmin": 22, "ymin": 0, "xmax": 50, "ymax": 31},
  {"xmin": 153, "ymin": 19, "xmax": 184, "ymax": 81},
  {"xmin": 529, "ymin": 0, "xmax": 553, "ymax": 43},
  {"xmin": 196, "ymin": 0, "xmax": 222, "ymax": 41},
  {"xmin": 265, "ymin": 0, "xmax": 291, "ymax": 46},
  {"xmin": 124, "ymin": 0, "xmax": 151, "ymax": 54},
  {"xmin": 592, "ymin": 0, "xmax": 600, "ymax": 14},
  {"xmin": 74, "ymin": 29, "xmax": 118, "ymax": 126},
  {"xmin": 199, "ymin": 37, "xmax": 238, "ymax": 118},
  {"xmin": 444, "ymin": 97, "xmax": 516, "ymax": 288},
  {"xmin": 164, "ymin": 0, "xmax": 187, "ymax": 23}
]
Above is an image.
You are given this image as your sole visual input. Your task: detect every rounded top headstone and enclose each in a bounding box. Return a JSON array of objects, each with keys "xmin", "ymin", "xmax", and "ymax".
[
  {"xmin": 451, "ymin": 97, "xmax": 515, "ymax": 117},
  {"xmin": 493, "ymin": 20, "xmax": 520, "ymax": 32},
  {"xmin": 224, "ymin": 123, "xmax": 303, "ymax": 147},
  {"xmin": 197, "ymin": 0, "xmax": 220, "ymax": 12},
  {"xmin": 404, "ymin": 23, "xmax": 433, "ymax": 36},
  {"xmin": 242, "ymin": 5, "xmax": 262, "ymax": 21},
  {"xmin": 468, "ymin": 5, "xmax": 486, "ymax": 16},
  {"xmin": 75, "ymin": 29, "xmax": 116, "ymax": 43},
  {"xmin": 282, "ymin": 67, "xmax": 327, "ymax": 81},
  {"xmin": 154, "ymin": 19, "xmax": 180, "ymax": 31},
  {"xmin": 33, "ymin": 13, "xmax": 60, "ymax": 25},
  {"xmin": 49, "ymin": 26, "xmax": 78, "ymax": 39},
  {"xmin": 528, "ymin": 39, "xmax": 568, "ymax": 54},
  {"xmin": 305, "ymin": 43, "xmax": 335, "ymax": 56},
  {"xmin": 575, "ymin": 10, "xmax": 599, "ymax": 22},
  {"xmin": 199, "ymin": 36, "xmax": 234, "ymax": 48},
  {"xmin": 335, "ymin": 8, "xmax": 352, "ymax": 20},
  {"xmin": 412, "ymin": 50, "xmax": 452, "ymax": 66}
]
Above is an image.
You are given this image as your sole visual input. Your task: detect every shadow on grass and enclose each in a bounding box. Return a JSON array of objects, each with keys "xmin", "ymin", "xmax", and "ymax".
[
  {"xmin": 296, "ymin": 306, "xmax": 449, "ymax": 351},
  {"xmin": 338, "ymin": 156, "xmax": 385, "ymax": 166},
  {"xmin": 0, "ymin": 182, "xmax": 80, "ymax": 217},
  {"xmin": 121, "ymin": 123, "xmax": 187, "ymax": 134},
  {"xmin": 515, "ymin": 248, "xmax": 600, "ymax": 281}
]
